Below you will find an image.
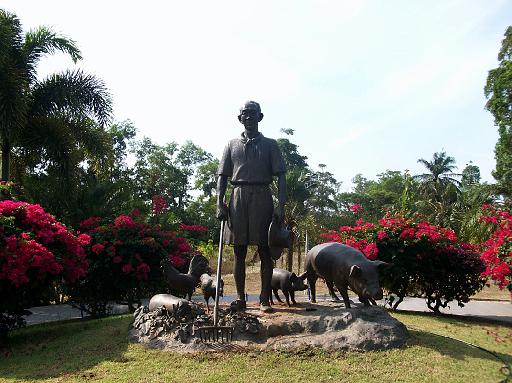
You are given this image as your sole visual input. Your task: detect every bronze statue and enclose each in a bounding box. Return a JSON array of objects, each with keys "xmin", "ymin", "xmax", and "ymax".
[
  {"xmin": 301, "ymin": 243, "xmax": 390, "ymax": 308},
  {"xmin": 217, "ymin": 101, "xmax": 286, "ymax": 313},
  {"xmin": 161, "ymin": 254, "xmax": 210, "ymax": 300}
]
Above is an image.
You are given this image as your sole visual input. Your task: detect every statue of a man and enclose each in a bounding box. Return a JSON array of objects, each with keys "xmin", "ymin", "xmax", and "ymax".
[{"xmin": 217, "ymin": 101, "xmax": 286, "ymax": 313}]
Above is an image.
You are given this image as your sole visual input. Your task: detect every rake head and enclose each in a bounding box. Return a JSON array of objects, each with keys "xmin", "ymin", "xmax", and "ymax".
[{"xmin": 197, "ymin": 325, "xmax": 234, "ymax": 343}]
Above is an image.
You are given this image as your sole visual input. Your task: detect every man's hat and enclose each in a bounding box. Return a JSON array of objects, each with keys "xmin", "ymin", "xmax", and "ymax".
[{"xmin": 268, "ymin": 219, "xmax": 292, "ymax": 248}]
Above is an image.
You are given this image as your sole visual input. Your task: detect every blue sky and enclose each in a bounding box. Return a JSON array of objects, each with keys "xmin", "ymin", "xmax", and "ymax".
[{"xmin": 4, "ymin": 1, "xmax": 511, "ymax": 190}]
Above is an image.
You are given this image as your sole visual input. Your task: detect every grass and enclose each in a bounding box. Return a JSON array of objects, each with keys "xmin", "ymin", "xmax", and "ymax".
[{"xmin": 0, "ymin": 311, "xmax": 511, "ymax": 382}]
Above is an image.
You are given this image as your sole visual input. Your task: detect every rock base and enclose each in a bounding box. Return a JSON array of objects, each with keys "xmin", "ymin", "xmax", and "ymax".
[{"xmin": 130, "ymin": 301, "xmax": 408, "ymax": 353}]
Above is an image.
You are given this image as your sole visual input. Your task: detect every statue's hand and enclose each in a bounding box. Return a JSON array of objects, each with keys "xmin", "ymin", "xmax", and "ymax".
[{"xmin": 216, "ymin": 203, "xmax": 229, "ymax": 221}]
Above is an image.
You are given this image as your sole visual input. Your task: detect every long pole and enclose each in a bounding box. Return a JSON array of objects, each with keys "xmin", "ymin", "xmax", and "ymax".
[{"xmin": 213, "ymin": 220, "xmax": 225, "ymax": 327}]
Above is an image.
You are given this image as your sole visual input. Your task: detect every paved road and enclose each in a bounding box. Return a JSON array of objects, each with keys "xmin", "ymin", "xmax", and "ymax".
[{"xmin": 23, "ymin": 293, "xmax": 512, "ymax": 326}]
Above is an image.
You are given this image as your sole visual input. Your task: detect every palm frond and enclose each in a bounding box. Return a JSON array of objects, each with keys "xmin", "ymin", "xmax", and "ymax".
[
  {"xmin": 0, "ymin": 10, "xmax": 23, "ymax": 60},
  {"xmin": 31, "ymin": 70, "xmax": 112, "ymax": 125},
  {"xmin": 22, "ymin": 26, "xmax": 82, "ymax": 84},
  {"xmin": 0, "ymin": 10, "xmax": 28, "ymax": 137}
]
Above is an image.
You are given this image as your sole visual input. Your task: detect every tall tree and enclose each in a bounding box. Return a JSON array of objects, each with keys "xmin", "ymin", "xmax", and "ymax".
[
  {"xmin": 415, "ymin": 151, "xmax": 461, "ymax": 197},
  {"xmin": 0, "ymin": 9, "xmax": 112, "ymax": 181},
  {"xmin": 276, "ymin": 129, "xmax": 311, "ymax": 271},
  {"xmin": 484, "ymin": 26, "xmax": 512, "ymax": 203},
  {"xmin": 414, "ymin": 151, "xmax": 461, "ymax": 228}
]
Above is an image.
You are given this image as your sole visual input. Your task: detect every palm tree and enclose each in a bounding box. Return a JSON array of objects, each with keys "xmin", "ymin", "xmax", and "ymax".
[
  {"xmin": 414, "ymin": 151, "xmax": 461, "ymax": 191},
  {"xmin": 0, "ymin": 9, "xmax": 112, "ymax": 181},
  {"xmin": 414, "ymin": 151, "xmax": 462, "ymax": 227}
]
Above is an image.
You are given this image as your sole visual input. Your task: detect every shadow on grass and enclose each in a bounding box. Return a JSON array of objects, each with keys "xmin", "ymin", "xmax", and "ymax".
[
  {"xmin": 392, "ymin": 308, "xmax": 512, "ymax": 327},
  {"xmin": 0, "ymin": 314, "xmax": 132, "ymax": 380},
  {"xmin": 407, "ymin": 328, "xmax": 511, "ymax": 365}
]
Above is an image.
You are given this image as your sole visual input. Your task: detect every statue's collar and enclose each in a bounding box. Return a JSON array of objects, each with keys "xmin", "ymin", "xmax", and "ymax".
[{"xmin": 240, "ymin": 132, "xmax": 263, "ymax": 144}]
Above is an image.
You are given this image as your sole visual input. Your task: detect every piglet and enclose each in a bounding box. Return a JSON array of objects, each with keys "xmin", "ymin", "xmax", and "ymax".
[
  {"xmin": 200, "ymin": 273, "xmax": 224, "ymax": 312},
  {"xmin": 270, "ymin": 268, "xmax": 308, "ymax": 306}
]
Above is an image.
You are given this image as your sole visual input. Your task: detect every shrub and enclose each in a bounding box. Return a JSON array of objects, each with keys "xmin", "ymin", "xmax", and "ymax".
[
  {"xmin": 66, "ymin": 211, "xmax": 191, "ymax": 316},
  {"xmin": 321, "ymin": 213, "xmax": 486, "ymax": 312},
  {"xmin": 0, "ymin": 200, "xmax": 88, "ymax": 338},
  {"xmin": 480, "ymin": 205, "xmax": 512, "ymax": 295}
]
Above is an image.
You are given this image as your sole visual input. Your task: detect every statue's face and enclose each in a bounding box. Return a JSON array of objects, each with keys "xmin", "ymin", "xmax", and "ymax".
[{"xmin": 239, "ymin": 105, "xmax": 262, "ymax": 131}]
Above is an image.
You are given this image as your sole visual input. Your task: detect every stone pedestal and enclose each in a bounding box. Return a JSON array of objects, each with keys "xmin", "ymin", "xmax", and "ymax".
[{"xmin": 130, "ymin": 301, "xmax": 408, "ymax": 353}]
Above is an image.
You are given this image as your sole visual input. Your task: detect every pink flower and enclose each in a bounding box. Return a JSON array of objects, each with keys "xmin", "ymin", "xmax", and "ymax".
[
  {"xmin": 400, "ymin": 228, "xmax": 415, "ymax": 240},
  {"xmin": 122, "ymin": 264, "xmax": 134, "ymax": 274},
  {"xmin": 362, "ymin": 243, "xmax": 379, "ymax": 260},
  {"xmin": 114, "ymin": 215, "xmax": 136, "ymax": 229},
  {"xmin": 113, "ymin": 256, "xmax": 122, "ymax": 264},
  {"xmin": 152, "ymin": 195, "xmax": 167, "ymax": 215},
  {"xmin": 179, "ymin": 224, "xmax": 208, "ymax": 233},
  {"xmin": 377, "ymin": 231, "xmax": 388, "ymax": 240},
  {"xmin": 78, "ymin": 233, "xmax": 91, "ymax": 246},
  {"xmin": 91, "ymin": 244, "xmax": 105, "ymax": 255},
  {"xmin": 79, "ymin": 216, "xmax": 101, "ymax": 230},
  {"xmin": 350, "ymin": 204, "xmax": 362, "ymax": 213},
  {"xmin": 170, "ymin": 255, "xmax": 186, "ymax": 268}
]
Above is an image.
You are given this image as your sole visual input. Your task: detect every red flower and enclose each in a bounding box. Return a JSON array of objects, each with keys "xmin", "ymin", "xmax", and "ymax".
[
  {"xmin": 79, "ymin": 216, "xmax": 101, "ymax": 230},
  {"xmin": 377, "ymin": 231, "xmax": 388, "ymax": 240},
  {"xmin": 113, "ymin": 256, "xmax": 122, "ymax": 264},
  {"xmin": 350, "ymin": 204, "xmax": 363, "ymax": 213},
  {"xmin": 179, "ymin": 223, "xmax": 208, "ymax": 233},
  {"xmin": 92, "ymin": 244, "xmax": 105, "ymax": 255},
  {"xmin": 170, "ymin": 255, "xmax": 186, "ymax": 268},
  {"xmin": 114, "ymin": 215, "xmax": 137, "ymax": 229},
  {"xmin": 362, "ymin": 243, "xmax": 379, "ymax": 260},
  {"xmin": 136, "ymin": 262, "xmax": 151, "ymax": 280},
  {"xmin": 400, "ymin": 228, "xmax": 415, "ymax": 240},
  {"xmin": 78, "ymin": 233, "xmax": 91, "ymax": 246},
  {"xmin": 152, "ymin": 195, "xmax": 167, "ymax": 215},
  {"xmin": 122, "ymin": 264, "xmax": 134, "ymax": 274}
]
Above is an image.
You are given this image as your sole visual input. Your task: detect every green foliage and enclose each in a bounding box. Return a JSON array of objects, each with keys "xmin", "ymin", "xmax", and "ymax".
[
  {"xmin": 66, "ymin": 214, "xmax": 191, "ymax": 316},
  {"xmin": 461, "ymin": 162, "xmax": 481, "ymax": 187},
  {"xmin": 485, "ymin": 26, "xmax": 512, "ymax": 203},
  {"xmin": 0, "ymin": 9, "xmax": 112, "ymax": 182},
  {"xmin": 336, "ymin": 171, "xmax": 411, "ymax": 223},
  {"xmin": 324, "ymin": 213, "xmax": 486, "ymax": 312}
]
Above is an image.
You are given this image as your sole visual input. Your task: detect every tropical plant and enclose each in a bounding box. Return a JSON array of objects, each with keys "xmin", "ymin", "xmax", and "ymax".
[
  {"xmin": 414, "ymin": 151, "xmax": 462, "ymax": 228},
  {"xmin": 479, "ymin": 205, "xmax": 512, "ymax": 295},
  {"xmin": 0, "ymin": 9, "xmax": 112, "ymax": 194},
  {"xmin": 66, "ymin": 212, "xmax": 192, "ymax": 316},
  {"xmin": 415, "ymin": 151, "xmax": 461, "ymax": 194},
  {"xmin": 0, "ymin": 200, "xmax": 89, "ymax": 338},
  {"xmin": 484, "ymin": 26, "xmax": 512, "ymax": 203},
  {"xmin": 321, "ymin": 212, "xmax": 486, "ymax": 312}
]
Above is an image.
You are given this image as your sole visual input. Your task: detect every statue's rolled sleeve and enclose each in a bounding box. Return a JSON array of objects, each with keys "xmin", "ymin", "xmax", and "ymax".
[
  {"xmin": 218, "ymin": 142, "xmax": 233, "ymax": 177},
  {"xmin": 270, "ymin": 140, "xmax": 286, "ymax": 175}
]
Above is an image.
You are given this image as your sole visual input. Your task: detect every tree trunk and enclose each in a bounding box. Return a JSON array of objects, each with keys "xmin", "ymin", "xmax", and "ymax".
[
  {"xmin": 286, "ymin": 247, "xmax": 293, "ymax": 272},
  {"xmin": 1, "ymin": 141, "xmax": 10, "ymax": 181},
  {"xmin": 297, "ymin": 239, "xmax": 302, "ymax": 274}
]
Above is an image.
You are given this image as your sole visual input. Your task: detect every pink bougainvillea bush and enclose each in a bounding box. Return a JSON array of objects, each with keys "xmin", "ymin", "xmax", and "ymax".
[
  {"xmin": 0, "ymin": 200, "xmax": 88, "ymax": 336},
  {"xmin": 321, "ymin": 212, "xmax": 486, "ymax": 312},
  {"xmin": 178, "ymin": 223, "xmax": 208, "ymax": 246},
  {"xmin": 67, "ymin": 211, "xmax": 192, "ymax": 316},
  {"xmin": 479, "ymin": 205, "xmax": 512, "ymax": 295}
]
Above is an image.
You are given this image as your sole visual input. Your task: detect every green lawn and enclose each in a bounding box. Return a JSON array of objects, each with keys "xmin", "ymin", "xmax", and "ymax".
[{"xmin": 0, "ymin": 312, "xmax": 511, "ymax": 383}]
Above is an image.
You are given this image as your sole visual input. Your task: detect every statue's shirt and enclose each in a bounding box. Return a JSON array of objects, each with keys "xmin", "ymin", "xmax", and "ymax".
[{"xmin": 218, "ymin": 132, "xmax": 286, "ymax": 184}]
